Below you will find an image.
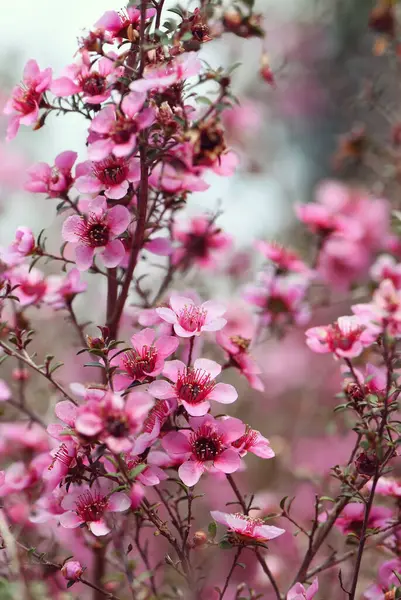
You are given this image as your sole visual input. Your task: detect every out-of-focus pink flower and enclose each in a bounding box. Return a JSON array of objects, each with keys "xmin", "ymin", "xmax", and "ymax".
[
  {"xmin": 365, "ymin": 476, "xmax": 401, "ymax": 498},
  {"xmin": 62, "ymin": 196, "xmax": 130, "ymax": 271},
  {"xmin": 0, "ymin": 227, "xmax": 35, "ymax": 266},
  {"xmin": 0, "ymin": 380, "xmax": 11, "ymax": 402},
  {"xmin": 334, "ymin": 503, "xmax": 393, "ymax": 535},
  {"xmin": 95, "ymin": 6, "xmax": 156, "ymax": 37},
  {"xmin": 133, "ymin": 399, "xmax": 175, "ymax": 455},
  {"xmin": 8, "ymin": 264, "xmax": 47, "ymax": 306},
  {"xmin": 255, "ymin": 241, "xmax": 314, "ymax": 277},
  {"xmin": 353, "ymin": 279, "xmax": 401, "ymax": 337},
  {"xmin": 44, "ymin": 268, "xmax": 87, "ymax": 309},
  {"xmin": 317, "ymin": 236, "xmax": 371, "ymax": 291},
  {"xmin": 364, "ymin": 559, "xmax": 401, "ymax": 599},
  {"xmin": 88, "ymin": 92, "xmax": 154, "ymax": 160},
  {"xmin": 130, "ymin": 53, "xmax": 201, "ymax": 93},
  {"xmin": 148, "ymin": 358, "xmax": 237, "ymax": 416},
  {"xmin": 149, "ymin": 160, "xmax": 209, "ymax": 193},
  {"xmin": 306, "ymin": 316, "xmax": 375, "ymax": 358},
  {"xmin": 210, "ymin": 511, "xmax": 285, "ymax": 544},
  {"xmin": 59, "ymin": 479, "xmax": 130, "ymax": 536},
  {"xmin": 25, "ymin": 151, "xmax": 77, "ymax": 197},
  {"xmin": 172, "ymin": 216, "xmax": 232, "ymax": 270},
  {"xmin": 51, "ymin": 55, "xmax": 123, "ymax": 104},
  {"xmin": 162, "ymin": 414, "xmax": 245, "ymax": 486},
  {"xmin": 61, "ymin": 560, "xmax": 84, "ymax": 581},
  {"xmin": 4, "ymin": 59, "xmax": 52, "ymax": 140},
  {"xmin": 287, "ymin": 578, "xmax": 318, "ymax": 600},
  {"xmin": 222, "ymin": 99, "xmax": 262, "ymax": 146},
  {"xmin": 156, "ymin": 295, "xmax": 227, "ymax": 337},
  {"xmin": 216, "ymin": 332, "xmax": 264, "ymax": 391},
  {"xmin": 371, "ymin": 254, "xmax": 401, "ymax": 289},
  {"xmin": 75, "ymin": 155, "xmax": 140, "ymax": 200},
  {"xmin": 111, "ymin": 327, "xmax": 179, "ymax": 390}
]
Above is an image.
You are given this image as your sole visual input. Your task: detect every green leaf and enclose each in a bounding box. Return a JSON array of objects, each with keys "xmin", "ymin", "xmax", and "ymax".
[
  {"xmin": 219, "ymin": 540, "xmax": 232, "ymax": 550},
  {"xmin": 129, "ymin": 463, "xmax": 147, "ymax": 480},
  {"xmin": 208, "ymin": 521, "xmax": 217, "ymax": 539}
]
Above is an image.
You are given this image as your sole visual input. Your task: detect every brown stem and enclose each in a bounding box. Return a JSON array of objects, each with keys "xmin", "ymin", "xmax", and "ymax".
[
  {"xmin": 219, "ymin": 548, "xmax": 242, "ymax": 600},
  {"xmin": 93, "ymin": 545, "xmax": 106, "ymax": 600},
  {"xmin": 7, "ymin": 397, "xmax": 46, "ymax": 429},
  {"xmin": 255, "ymin": 549, "xmax": 282, "ymax": 600}
]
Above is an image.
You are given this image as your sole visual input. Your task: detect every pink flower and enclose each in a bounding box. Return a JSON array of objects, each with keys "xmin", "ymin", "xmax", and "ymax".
[
  {"xmin": 335, "ymin": 503, "xmax": 393, "ymax": 535},
  {"xmin": 8, "ymin": 265, "xmax": 48, "ymax": 306},
  {"xmin": 216, "ymin": 332, "xmax": 264, "ymax": 391},
  {"xmin": 51, "ymin": 55, "xmax": 123, "ymax": 104},
  {"xmin": 0, "ymin": 380, "xmax": 11, "ymax": 402},
  {"xmin": 75, "ymin": 390, "xmax": 153, "ymax": 453},
  {"xmin": 95, "ymin": 6, "xmax": 156, "ymax": 37},
  {"xmin": 132, "ymin": 399, "xmax": 175, "ymax": 455},
  {"xmin": 156, "ymin": 295, "xmax": 227, "ymax": 337},
  {"xmin": 44, "ymin": 269, "xmax": 87, "ymax": 309},
  {"xmin": 371, "ymin": 255, "xmax": 401, "ymax": 289},
  {"xmin": 25, "ymin": 151, "xmax": 77, "ymax": 197},
  {"xmin": 75, "ymin": 155, "xmax": 140, "ymax": 200},
  {"xmin": 365, "ymin": 476, "xmax": 401, "ymax": 498},
  {"xmin": 149, "ymin": 160, "xmax": 208, "ymax": 193},
  {"xmin": 88, "ymin": 92, "xmax": 154, "ymax": 160},
  {"xmin": 287, "ymin": 578, "xmax": 318, "ymax": 600},
  {"xmin": 62, "ymin": 196, "xmax": 130, "ymax": 271},
  {"xmin": 130, "ymin": 53, "xmax": 201, "ymax": 93},
  {"xmin": 4, "ymin": 59, "xmax": 52, "ymax": 140},
  {"xmin": 124, "ymin": 453, "xmax": 167, "ymax": 486},
  {"xmin": 172, "ymin": 216, "xmax": 232, "ymax": 270},
  {"xmin": 317, "ymin": 236, "xmax": 371, "ymax": 291},
  {"xmin": 364, "ymin": 559, "xmax": 401, "ymax": 599},
  {"xmin": 305, "ymin": 316, "xmax": 375, "ymax": 358},
  {"xmin": 0, "ymin": 227, "xmax": 35, "ymax": 266},
  {"xmin": 255, "ymin": 241, "xmax": 314, "ymax": 277},
  {"xmin": 210, "ymin": 511, "xmax": 285, "ymax": 544},
  {"xmin": 161, "ymin": 414, "xmax": 245, "ymax": 486},
  {"xmin": 148, "ymin": 358, "xmax": 238, "ymax": 416},
  {"xmin": 353, "ymin": 279, "xmax": 401, "ymax": 337},
  {"xmin": 59, "ymin": 479, "xmax": 130, "ymax": 536},
  {"xmin": 43, "ymin": 441, "xmax": 78, "ymax": 491},
  {"xmin": 61, "ymin": 560, "xmax": 84, "ymax": 581},
  {"xmin": 111, "ymin": 328, "xmax": 179, "ymax": 391},
  {"xmin": 231, "ymin": 425, "xmax": 275, "ymax": 459}
]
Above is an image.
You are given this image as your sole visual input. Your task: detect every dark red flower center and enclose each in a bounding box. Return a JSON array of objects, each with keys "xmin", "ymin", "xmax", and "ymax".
[
  {"xmin": 93, "ymin": 157, "xmax": 128, "ymax": 186},
  {"xmin": 112, "ymin": 117, "xmax": 139, "ymax": 144},
  {"xmin": 191, "ymin": 425, "xmax": 223, "ymax": 461},
  {"xmin": 176, "ymin": 368, "xmax": 215, "ymax": 405},
  {"xmin": 88, "ymin": 223, "xmax": 110, "ymax": 247},
  {"xmin": 328, "ymin": 323, "xmax": 363, "ymax": 352},
  {"xmin": 81, "ymin": 73, "xmax": 107, "ymax": 96},
  {"xmin": 75, "ymin": 490, "xmax": 108, "ymax": 522},
  {"xmin": 122, "ymin": 345, "xmax": 157, "ymax": 380},
  {"xmin": 105, "ymin": 413, "xmax": 129, "ymax": 438}
]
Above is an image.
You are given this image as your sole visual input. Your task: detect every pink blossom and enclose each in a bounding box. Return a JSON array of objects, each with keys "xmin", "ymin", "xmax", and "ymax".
[
  {"xmin": 61, "ymin": 560, "xmax": 84, "ymax": 581},
  {"xmin": 44, "ymin": 268, "xmax": 87, "ymax": 309},
  {"xmin": 231, "ymin": 425, "xmax": 274, "ymax": 459},
  {"xmin": 124, "ymin": 453, "xmax": 167, "ymax": 486},
  {"xmin": 111, "ymin": 327, "xmax": 179, "ymax": 391},
  {"xmin": 365, "ymin": 476, "xmax": 401, "ymax": 498},
  {"xmin": 148, "ymin": 358, "xmax": 237, "ymax": 416},
  {"xmin": 130, "ymin": 53, "xmax": 201, "ymax": 93},
  {"xmin": 317, "ymin": 236, "xmax": 371, "ymax": 291},
  {"xmin": 8, "ymin": 264, "xmax": 48, "ymax": 306},
  {"xmin": 162, "ymin": 414, "xmax": 245, "ymax": 486},
  {"xmin": 88, "ymin": 92, "xmax": 154, "ymax": 160},
  {"xmin": 364, "ymin": 559, "xmax": 401, "ymax": 599},
  {"xmin": 287, "ymin": 578, "xmax": 318, "ymax": 600},
  {"xmin": 0, "ymin": 380, "xmax": 11, "ymax": 402},
  {"xmin": 0, "ymin": 227, "xmax": 35, "ymax": 266},
  {"xmin": 353, "ymin": 279, "xmax": 401, "ymax": 337},
  {"xmin": 75, "ymin": 155, "xmax": 140, "ymax": 200},
  {"xmin": 216, "ymin": 331, "xmax": 264, "ymax": 391},
  {"xmin": 255, "ymin": 241, "xmax": 314, "ymax": 277},
  {"xmin": 51, "ymin": 55, "xmax": 123, "ymax": 104},
  {"xmin": 75, "ymin": 390, "xmax": 153, "ymax": 453},
  {"xmin": 133, "ymin": 399, "xmax": 175, "ymax": 455},
  {"xmin": 95, "ymin": 6, "xmax": 156, "ymax": 37},
  {"xmin": 335, "ymin": 503, "xmax": 393, "ymax": 535},
  {"xmin": 210, "ymin": 511, "xmax": 285, "ymax": 544},
  {"xmin": 4, "ymin": 59, "xmax": 52, "ymax": 140},
  {"xmin": 59, "ymin": 479, "xmax": 130, "ymax": 536},
  {"xmin": 62, "ymin": 196, "xmax": 130, "ymax": 271},
  {"xmin": 149, "ymin": 160, "xmax": 209, "ymax": 193},
  {"xmin": 172, "ymin": 216, "xmax": 232, "ymax": 270},
  {"xmin": 156, "ymin": 295, "xmax": 226, "ymax": 337},
  {"xmin": 43, "ymin": 441, "xmax": 78, "ymax": 491},
  {"xmin": 305, "ymin": 316, "xmax": 375, "ymax": 358},
  {"xmin": 371, "ymin": 255, "xmax": 401, "ymax": 289},
  {"xmin": 25, "ymin": 151, "xmax": 77, "ymax": 198}
]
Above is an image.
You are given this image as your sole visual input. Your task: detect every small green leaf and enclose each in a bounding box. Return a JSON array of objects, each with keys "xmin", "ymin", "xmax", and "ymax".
[{"xmin": 208, "ymin": 521, "xmax": 217, "ymax": 539}]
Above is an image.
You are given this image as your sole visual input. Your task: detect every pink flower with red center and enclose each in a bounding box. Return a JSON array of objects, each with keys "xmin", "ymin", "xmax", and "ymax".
[
  {"xmin": 75, "ymin": 390, "xmax": 153, "ymax": 453},
  {"xmin": 0, "ymin": 227, "xmax": 35, "ymax": 267},
  {"xmin": 287, "ymin": 578, "xmax": 319, "ymax": 600},
  {"xmin": 130, "ymin": 53, "xmax": 201, "ymax": 93},
  {"xmin": 255, "ymin": 241, "xmax": 314, "ymax": 278},
  {"xmin": 172, "ymin": 216, "xmax": 232, "ymax": 270},
  {"xmin": 216, "ymin": 331, "xmax": 264, "ymax": 391},
  {"xmin": 210, "ymin": 511, "xmax": 285, "ymax": 544},
  {"xmin": 4, "ymin": 59, "xmax": 52, "ymax": 140},
  {"xmin": 149, "ymin": 160, "xmax": 209, "ymax": 194},
  {"xmin": 133, "ymin": 398, "xmax": 175, "ymax": 455},
  {"xmin": 161, "ymin": 414, "xmax": 245, "ymax": 486},
  {"xmin": 148, "ymin": 358, "xmax": 237, "ymax": 416},
  {"xmin": 95, "ymin": 6, "xmax": 156, "ymax": 38},
  {"xmin": 62, "ymin": 196, "xmax": 130, "ymax": 271},
  {"xmin": 305, "ymin": 316, "xmax": 375, "ymax": 358},
  {"xmin": 44, "ymin": 268, "xmax": 87, "ymax": 309},
  {"xmin": 334, "ymin": 503, "xmax": 393, "ymax": 536},
  {"xmin": 88, "ymin": 92, "xmax": 154, "ymax": 161},
  {"xmin": 364, "ymin": 559, "xmax": 401, "ymax": 599},
  {"xmin": 51, "ymin": 55, "xmax": 124, "ymax": 104},
  {"xmin": 8, "ymin": 265, "xmax": 48, "ymax": 306},
  {"xmin": 25, "ymin": 150, "xmax": 77, "ymax": 198},
  {"xmin": 231, "ymin": 425, "xmax": 275, "ymax": 459},
  {"xmin": 156, "ymin": 295, "xmax": 227, "ymax": 337},
  {"xmin": 75, "ymin": 155, "xmax": 140, "ymax": 200},
  {"xmin": 111, "ymin": 327, "xmax": 179, "ymax": 391},
  {"xmin": 353, "ymin": 279, "xmax": 401, "ymax": 337},
  {"xmin": 371, "ymin": 255, "xmax": 401, "ymax": 289},
  {"xmin": 59, "ymin": 479, "xmax": 130, "ymax": 536}
]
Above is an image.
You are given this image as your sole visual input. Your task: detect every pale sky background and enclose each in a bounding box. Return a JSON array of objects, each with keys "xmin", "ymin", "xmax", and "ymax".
[{"xmin": 0, "ymin": 0, "xmax": 306, "ymax": 244}]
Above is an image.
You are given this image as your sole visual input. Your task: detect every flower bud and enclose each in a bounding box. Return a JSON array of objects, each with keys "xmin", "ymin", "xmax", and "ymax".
[
  {"xmin": 61, "ymin": 560, "xmax": 83, "ymax": 581},
  {"xmin": 191, "ymin": 530, "xmax": 208, "ymax": 548},
  {"xmin": 355, "ymin": 450, "xmax": 378, "ymax": 476}
]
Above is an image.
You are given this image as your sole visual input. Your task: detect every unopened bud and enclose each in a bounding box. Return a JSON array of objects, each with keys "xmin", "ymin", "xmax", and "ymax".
[
  {"xmin": 355, "ymin": 450, "xmax": 379, "ymax": 476},
  {"xmin": 61, "ymin": 560, "xmax": 83, "ymax": 581},
  {"xmin": 191, "ymin": 530, "xmax": 208, "ymax": 548}
]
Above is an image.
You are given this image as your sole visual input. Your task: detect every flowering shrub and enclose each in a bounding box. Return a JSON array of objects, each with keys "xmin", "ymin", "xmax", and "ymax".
[{"xmin": 0, "ymin": 1, "xmax": 401, "ymax": 600}]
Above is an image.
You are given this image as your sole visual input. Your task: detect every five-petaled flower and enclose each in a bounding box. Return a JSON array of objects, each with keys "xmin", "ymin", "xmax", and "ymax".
[
  {"xmin": 62, "ymin": 196, "xmax": 130, "ymax": 271},
  {"xmin": 25, "ymin": 150, "xmax": 77, "ymax": 198},
  {"xmin": 305, "ymin": 316, "xmax": 375, "ymax": 358},
  {"xmin": 156, "ymin": 295, "xmax": 227, "ymax": 337},
  {"xmin": 210, "ymin": 510, "xmax": 285, "ymax": 544},
  {"xmin": 75, "ymin": 155, "xmax": 140, "ymax": 200}
]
